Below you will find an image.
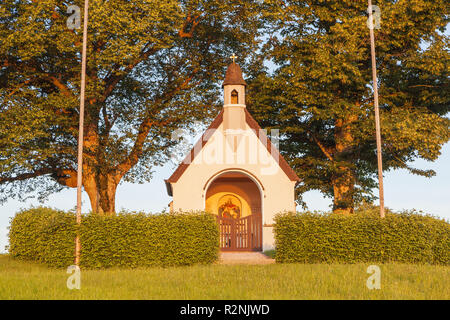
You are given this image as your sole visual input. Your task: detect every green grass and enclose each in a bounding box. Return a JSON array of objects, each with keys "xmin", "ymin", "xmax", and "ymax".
[
  {"xmin": 263, "ymin": 249, "xmax": 276, "ymax": 259},
  {"xmin": 0, "ymin": 255, "xmax": 448, "ymax": 300}
]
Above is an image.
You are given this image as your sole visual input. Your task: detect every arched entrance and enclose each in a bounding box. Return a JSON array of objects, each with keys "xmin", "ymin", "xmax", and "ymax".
[{"xmin": 204, "ymin": 170, "xmax": 263, "ymax": 251}]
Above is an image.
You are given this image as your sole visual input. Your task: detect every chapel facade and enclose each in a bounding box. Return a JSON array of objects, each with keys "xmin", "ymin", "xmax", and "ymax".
[{"xmin": 165, "ymin": 60, "xmax": 300, "ymax": 251}]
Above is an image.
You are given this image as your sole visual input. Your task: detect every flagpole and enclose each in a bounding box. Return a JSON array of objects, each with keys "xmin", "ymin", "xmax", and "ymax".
[
  {"xmin": 368, "ymin": 0, "xmax": 385, "ymax": 218},
  {"xmin": 75, "ymin": 0, "xmax": 89, "ymax": 265}
]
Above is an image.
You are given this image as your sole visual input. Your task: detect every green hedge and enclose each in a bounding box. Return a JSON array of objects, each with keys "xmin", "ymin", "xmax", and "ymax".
[
  {"xmin": 274, "ymin": 209, "xmax": 450, "ymax": 265},
  {"xmin": 8, "ymin": 207, "xmax": 220, "ymax": 268},
  {"xmin": 8, "ymin": 207, "xmax": 76, "ymax": 267}
]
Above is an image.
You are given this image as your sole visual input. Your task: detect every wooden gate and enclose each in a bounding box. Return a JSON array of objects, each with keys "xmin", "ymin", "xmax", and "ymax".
[{"xmin": 217, "ymin": 214, "xmax": 262, "ymax": 251}]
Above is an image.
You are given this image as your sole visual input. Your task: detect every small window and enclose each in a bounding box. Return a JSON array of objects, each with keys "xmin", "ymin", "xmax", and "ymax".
[{"xmin": 231, "ymin": 90, "xmax": 238, "ymax": 104}]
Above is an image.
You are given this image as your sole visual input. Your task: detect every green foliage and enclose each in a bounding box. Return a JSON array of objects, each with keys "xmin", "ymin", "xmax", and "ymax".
[
  {"xmin": 247, "ymin": 0, "xmax": 450, "ymax": 210},
  {"xmin": 8, "ymin": 207, "xmax": 76, "ymax": 268},
  {"xmin": 274, "ymin": 208, "xmax": 450, "ymax": 265},
  {"xmin": 263, "ymin": 249, "xmax": 276, "ymax": 259},
  {"xmin": 0, "ymin": 0, "xmax": 262, "ymax": 212},
  {"xmin": 79, "ymin": 211, "xmax": 219, "ymax": 268},
  {"xmin": 8, "ymin": 207, "xmax": 219, "ymax": 268}
]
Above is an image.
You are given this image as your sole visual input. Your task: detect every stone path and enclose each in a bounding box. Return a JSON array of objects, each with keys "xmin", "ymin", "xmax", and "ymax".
[{"xmin": 218, "ymin": 252, "xmax": 275, "ymax": 265}]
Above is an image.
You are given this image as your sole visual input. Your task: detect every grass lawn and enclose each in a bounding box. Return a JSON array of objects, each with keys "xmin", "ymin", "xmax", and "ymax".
[{"xmin": 0, "ymin": 254, "xmax": 448, "ymax": 300}]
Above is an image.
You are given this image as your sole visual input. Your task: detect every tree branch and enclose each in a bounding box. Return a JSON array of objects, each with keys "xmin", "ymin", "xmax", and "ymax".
[
  {"xmin": 115, "ymin": 70, "xmax": 199, "ymax": 177},
  {"xmin": 101, "ymin": 45, "xmax": 158, "ymax": 103},
  {"xmin": 52, "ymin": 169, "xmax": 78, "ymax": 188},
  {"xmin": 47, "ymin": 76, "xmax": 74, "ymax": 97},
  {"xmin": 179, "ymin": 13, "xmax": 202, "ymax": 38},
  {"xmin": 313, "ymin": 135, "xmax": 334, "ymax": 161},
  {"xmin": 0, "ymin": 168, "xmax": 54, "ymax": 184}
]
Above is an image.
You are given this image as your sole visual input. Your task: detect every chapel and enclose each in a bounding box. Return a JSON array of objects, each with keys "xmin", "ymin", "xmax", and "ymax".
[{"xmin": 165, "ymin": 58, "xmax": 300, "ymax": 251}]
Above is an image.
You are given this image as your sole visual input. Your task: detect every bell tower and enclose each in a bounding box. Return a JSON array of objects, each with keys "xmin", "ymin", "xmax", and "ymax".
[{"xmin": 223, "ymin": 54, "xmax": 246, "ymax": 131}]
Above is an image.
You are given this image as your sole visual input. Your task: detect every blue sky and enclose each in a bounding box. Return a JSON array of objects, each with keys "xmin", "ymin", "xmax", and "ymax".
[{"xmin": 1, "ymin": 141, "xmax": 449, "ymax": 253}]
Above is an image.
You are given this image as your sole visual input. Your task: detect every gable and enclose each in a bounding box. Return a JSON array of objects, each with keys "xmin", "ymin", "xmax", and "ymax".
[
  {"xmin": 166, "ymin": 109, "xmax": 300, "ymax": 188},
  {"xmin": 243, "ymin": 108, "xmax": 300, "ymax": 182}
]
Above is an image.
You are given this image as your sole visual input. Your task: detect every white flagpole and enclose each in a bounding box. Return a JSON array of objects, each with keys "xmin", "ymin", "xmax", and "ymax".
[
  {"xmin": 368, "ymin": 0, "xmax": 385, "ymax": 218},
  {"xmin": 75, "ymin": 0, "xmax": 89, "ymax": 265}
]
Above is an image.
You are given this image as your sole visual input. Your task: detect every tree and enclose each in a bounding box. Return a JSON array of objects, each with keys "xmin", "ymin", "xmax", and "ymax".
[
  {"xmin": 0, "ymin": 0, "xmax": 262, "ymax": 214},
  {"xmin": 247, "ymin": 0, "xmax": 449, "ymax": 214}
]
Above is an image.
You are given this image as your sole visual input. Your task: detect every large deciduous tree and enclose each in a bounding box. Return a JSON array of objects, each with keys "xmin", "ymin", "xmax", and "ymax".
[
  {"xmin": 247, "ymin": 0, "xmax": 449, "ymax": 214},
  {"xmin": 0, "ymin": 0, "xmax": 261, "ymax": 214}
]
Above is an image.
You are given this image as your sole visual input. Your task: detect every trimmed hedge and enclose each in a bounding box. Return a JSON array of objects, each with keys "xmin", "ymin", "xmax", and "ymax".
[
  {"xmin": 8, "ymin": 207, "xmax": 76, "ymax": 267},
  {"xmin": 274, "ymin": 209, "xmax": 450, "ymax": 265},
  {"xmin": 8, "ymin": 207, "xmax": 219, "ymax": 268},
  {"xmin": 79, "ymin": 212, "xmax": 219, "ymax": 268}
]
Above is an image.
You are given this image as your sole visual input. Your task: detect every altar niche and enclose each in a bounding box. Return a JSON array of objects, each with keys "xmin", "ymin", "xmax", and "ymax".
[{"xmin": 205, "ymin": 171, "xmax": 263, "ymax": 251}]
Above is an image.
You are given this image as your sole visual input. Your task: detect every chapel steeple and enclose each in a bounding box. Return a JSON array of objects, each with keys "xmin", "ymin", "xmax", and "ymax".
[
  {"xmin": 223, "ymin": 54, "xmax": 246, "ymax": 106},
  {"xmin": 223, "ymin": 62, "xmax": 247, "ymax": 87}
]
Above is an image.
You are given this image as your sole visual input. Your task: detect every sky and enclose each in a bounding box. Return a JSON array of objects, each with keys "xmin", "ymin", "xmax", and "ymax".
[{"xmin": 1, "ymin": 140, "xmax": 449, "ymax": 253}]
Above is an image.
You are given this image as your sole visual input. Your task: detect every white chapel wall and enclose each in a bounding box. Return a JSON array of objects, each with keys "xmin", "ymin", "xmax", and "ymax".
[{"xmin": 170, "ymin": 121, "xmax": 296, "ymax": 250}]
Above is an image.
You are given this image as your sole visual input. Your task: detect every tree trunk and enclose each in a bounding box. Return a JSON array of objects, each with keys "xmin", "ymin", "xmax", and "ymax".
[
  {"xmin": 81, "ymin": 119, "xmax": 120, "ymax": 216},
  {"xmin": 83, "ymin": 174, "xmax": 100, "ymax": 213},
  {"xmin": 83, "ymin": 173, "xmax": 119, "ymax": 215},
  {"xmin": 333, "ymin": 116, "xmax": 357, "ymax": 215},
  {"xmin": 97, "ymin": 174, "xmax": 119, "ymax": 215},
  {"xmin": 332, "ymin": 167, "xmax": 355, "ymax": 215}
]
